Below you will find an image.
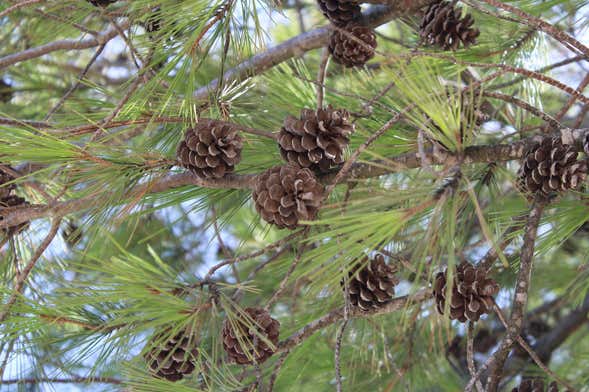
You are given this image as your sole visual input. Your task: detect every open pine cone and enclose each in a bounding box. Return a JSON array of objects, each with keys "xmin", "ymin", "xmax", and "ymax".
[
  {"xmin": 252, "ymin": 164, "xmax": 324, "ymax": 229},
  {"xmin": 420, "ymin": 1, "xmax": 480, "ymax": 51},
  {"xmin": 433, "ymin": 262, "xmax": 499, "ymax": 323},
  {"xmin": 517, "ymin": 136, "xmax": 587, "ymax": 198},
  {"xmin": 511, "ymin": 379, "xmax": 559, "ymax": 392},
  {"xmin": 278, "ymin": 106, "xmax": 355, "ymax": 172},
  {"xmin": 317, "ymin": 0, "xmax": 361, "ymax": 27},
  {"xmin": 328, "ymin": 24, "xmax": 377, "ymax": 68},
  {"xmin": 222, "ymin": 307, "xmax": 280, "ymax": 365},
  {"xmin": 177, "ymin": 120, "xmax": 243, "ymax": 179},
  {"xmin": 144, "ymin": 327, "xmax": 199, "ymax": 382},
  {"xmin": 341, "ymin": 254, "xmax": 399, "ymax": 311}
]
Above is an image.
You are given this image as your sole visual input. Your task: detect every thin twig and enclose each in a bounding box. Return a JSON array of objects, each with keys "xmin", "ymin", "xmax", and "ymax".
[
  {"xmin": 316, "ymin": 47, "xmax": 330, "ymax": 109},
  {"xmin": 466, "ymin": 322, "xmax": 484, "ymax": 392},
  {"xmin": 334, "ymin": 320, "xmax": 349, "ymax": 392}
]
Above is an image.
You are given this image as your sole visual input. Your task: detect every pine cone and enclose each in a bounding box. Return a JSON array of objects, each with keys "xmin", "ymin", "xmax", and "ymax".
[
  {"xmin": 177, "ymin": 120, "xmax": 243, "ymax": 179},
  {"xmin": 87, "ymin": 0, "xmax": 117, "ymax": 7},
  {"xmin": 517, "ymin": 136, "xmax": 587, "ymax": 198},
  {"xmin": 341, "ymin": 254, "xmax": 399, "ymax": 311},
  {"xmin": 0, "ymin": 195, "xmax": 30, "ymax": 235},
  {"xmin": 278, "ymin": 106, "xmax": 355, "ymax": 172},
  {"xmin": 511, "ymin": 379, "xmax": 559, "ymax": 392},
  {"xmin": 222, "ymin": 307, "xmax": 280, "ymax": 365},
  {"xmin": 433, "ymin": 262, "xmax": 499, "ymax": 323},
  {"xmin": 328, "ymin": 24, "xmax": 377, "ymax": 68},
  {"xmin": 144, "ymin": 328, "xmax": 199, "ymax": 382},
  {"xmin": 420, "ymin": 1, "xmax": 480, "ymax": 51},
  {"xmin": 0, "ymin": 79, "xmax": 12, "ymax": 103},
  {"xmin": 252, "ymin": 164, "xmax": 324, "ymax": 229},
  {"xmin": 317, "ymin": 0, "xmax": 361, "ymax": 27},
  {"xmin": 0, "ymin": 170, "xmax": 15, "ymax": 199}
]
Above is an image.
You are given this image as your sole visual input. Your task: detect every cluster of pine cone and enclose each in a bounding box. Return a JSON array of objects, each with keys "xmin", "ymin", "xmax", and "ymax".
[
  {"xmin": 0, "ymin": 168, "xmax": 30, "ymax": 236},
  {"xmin": 177, "ymin": 106, "xmax": 355, "ymax": 230},
  {"xmin": 145, "ymin": 307, "xmax": 280, "ymax": 381}
]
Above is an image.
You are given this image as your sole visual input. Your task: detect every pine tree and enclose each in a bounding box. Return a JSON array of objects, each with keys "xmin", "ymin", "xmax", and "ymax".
[{"xmin": 1, "ymin": 1, "xmax": 589, "ymax": 391}]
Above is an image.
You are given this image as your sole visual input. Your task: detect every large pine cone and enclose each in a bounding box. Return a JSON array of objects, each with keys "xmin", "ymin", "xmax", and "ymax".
[
  {"xmin": 420, "ymin": 1, "xmax": 480, "ymax": 51},
  {"xmin": 317, "ymin": 0, "xmax": 361, "ymax": 27},
  {"xmin": 0, "ymin": 195, "xmax": 30, "ymax": 235},
  {"xmin": 252, "ymin": 164, "xmax": 324, "ymax": 229},
  {"xmin": 511, "ymin": 379, "xmax": 559, "ymax": 392},
  {"xmin": 517, "ymin": 136, "xmax": 587, "ymax": 198},
  {"xmin": 87, "ymin": 0, "xmax": 117, "ymax": 6},
  {"xmin": 278, "ymin": 106, "xmax": 355, "ymax": 172},
  {"xmin": 177, "ymin": 120, "xmax": 243, "ymax": 179},
  {"xmin": 0, "ymin": 79, "xmax": 13, "ymax": 103},
  {"xmin": 433, "ymin": 262, "xmax": 499, "ymax": 323},
  {"xmin": 341, "ymin": 254, "xmax": 399, "ymax": 311},
  {"xmin": 328, "ymin": 24, "xmax": 377, "ymax": 68},
  {"xmin": 222, "ymin": 307, "xmax": 280, "ymax": 365},
  {"xmin": 144, "ymin": 328, "xmax": 199, "ymax": 382}
]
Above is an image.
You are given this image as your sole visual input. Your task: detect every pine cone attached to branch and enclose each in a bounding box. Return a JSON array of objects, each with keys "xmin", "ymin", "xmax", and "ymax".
[
  {"xmin": 511, "ymin": 379, "xmax": 559, "ymax": 392},
  {"xmin": 329, "ymin": 24, "xmax": 377, "ymax": 68},
  {"xmin": 517, "ymin": 136, "xmax": 587, "ymax": 199},
  {"xmin": 341, "ymin": 254, "xmax": 399, "ymax": 311},
  {"xmin": 433, "ymin": 262, "xmax": 499, "ymax": 323},
  {"xmin": 419, "ymin": 1, "xmax": 480, "ymax": 51},
  {"xmin": 144, "ymin": 327, "xmax": 199, "ymax": 382},
  {"xmin": 252, "ymin": 164, "xmax": 324, "ymax": 229},
  {"xmin": 177, "ymin": 120, "xmax": 243, "ymax": 179},
  {"xmin": 317, "ymin": 0, "xmax": 361, "ymax": 27},
  {"xmin": 222, "ymin": 307, "xmax": 280, "ymax": 365},
  {"xmin": 278, "ymin": 106, "xmax": 355, "ymax": 172},
  {"xmin": 0, "ymin": 195, "xmax": 30, "ymax": 236}
]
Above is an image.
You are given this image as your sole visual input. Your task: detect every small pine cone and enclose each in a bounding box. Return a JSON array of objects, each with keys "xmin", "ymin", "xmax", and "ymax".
[
  {"xmin": 278, "ymin": 106, "xmax": 355, "ymax": 172},
  {"xmin": 317, "ymin": 0, "xmax": 361, "ymax": 27},
  {"xmin": 328, "ymin": 24, "xmax": 377, "ymax": 68},
  {"xmin": 87, "ymin": 0, "xmax": 117, "ymax": 6},
  {"xmin": 0, "ymin": 170, "xmax": 15, "ymax": 199},
  {"xmin": 0, "ymin": 79, "xmax": 13, "ymax": 103},
  {"xmin": 341, "ymin": 254, "xmax": 399, "ymax": 311},
  {"xmin": 0, "ymin": 195, "xmax": 30, "ymax": 235},
  {"xmin": 222, "ymin": 307, "xmax": 280, "ymax": 365},
  {"xmin": 252, "ymin": 164, "xmax": 324, "ymax": 229},
  {"xmin": 420, "ymin": 1, "xmax": 480, "ymax": 51},
  {"xmin": 511, "ymin": 379, "xmax": 559, "ymax": 392},
  {"xmin": 517, "ymin": 136, "xmax": 587, "ymax": 198},
  {"xmin": 177, "ymin": 120, "xmax": 243, "ymax": 179},
  {"xmin": 144, "ymin": 328, "xmax": 199, "ymax": 382},
  {"xmin": 433, "ymin": 262, "xmax": 499, "ymax": 323}
]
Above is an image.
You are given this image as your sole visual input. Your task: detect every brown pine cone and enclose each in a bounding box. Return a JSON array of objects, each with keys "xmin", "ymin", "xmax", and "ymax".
[
  {"xmin": 433, "ymin": 262, "xmax": 499, "ymax": 323},
  {"xmin": 222, "ymin": 307, "xmax": 280, "ymax": 365},
  {"xmin": 517, "ymin": 136, "xmax": 587, "ymax": 198},
  {"xmin": 278, "ymin": 106, "xmax": 355, "ymax": 172},
  {"xmin": 511, "ymin": 379, "xmax": 559, "ymax": 392},
  {"xmin": 328, "ymin": 24, "xmax": 377, "ymax": 68},
  {"xmin": 177, "ymin": 120, "xmax": 243, "ymax": 179},
  {"xmin": 0, "ymin": 195, "xmax": 30, "ymax": 236},
  {"xmin": 0, "ymin": 79, "xmax": 13, "ymax": 103},
  {"xmin": 317, "ymin": 0, "xmax": 361, "ymax": 27},
  {"xmin": 252, "ymin": 164, "xmax": 323, "ymax": 229},
  {"xmin": 420, "ymin": 1, "xmax": 480, "ymax": 51},
  {"xmin": 341, "ymin": 254, "xmax": 399, "ymax": 311},
  {"xmin": 0, "ymin": 170, "xmax": 15, "ymax": 199},
  {"xmin": 87, "ymin": 0, "xmax": 117, "ymax": 6},
  {"xmin": 144, "ymin": 327, "xmax": 199, "ymax": 382}
]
